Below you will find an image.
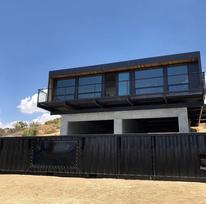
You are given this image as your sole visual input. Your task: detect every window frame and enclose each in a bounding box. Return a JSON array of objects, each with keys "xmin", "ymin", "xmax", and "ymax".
[
  {"xmin": 135, "ymin": 67, "xmax": 164, "ymax": 95},
  {"xmin": 77, "ymin": 75, "xmax": 103, "ymax": 99},
  {"xmin": 167, "ymin": 64, "xmax": 189, "ymax": 93},
  {"xmin": 53, "ymin": 78, "xmax": 76, "ymax": 101},
  {"xmin": 118, "ymin": 72, "xmax": 131, "ymax": 96}
]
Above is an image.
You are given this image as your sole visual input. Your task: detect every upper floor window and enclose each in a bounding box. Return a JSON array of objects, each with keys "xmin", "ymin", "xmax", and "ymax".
[
  {"xmin": 78, "ymin": 75, "xmax": 102, "ymax": 99},
  {"xmin": 135, "ymin": 68, "xmax": 164, "ymax": 94},
  {"xmin": 118, "ymin": 72, "xmax": 130, "ymax": 96},
  {"xmin": 54, "ymin": 78, "xmax": 75, "ymax": 101},
  {"xmin": 167, "ymin": 65, "xmax": 188, "ymax": 92}
]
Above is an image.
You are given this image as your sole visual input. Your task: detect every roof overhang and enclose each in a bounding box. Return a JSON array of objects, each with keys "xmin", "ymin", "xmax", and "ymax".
[{"xmin": 49, "ymin": 51, "xmax": 201, "ymax": 79}]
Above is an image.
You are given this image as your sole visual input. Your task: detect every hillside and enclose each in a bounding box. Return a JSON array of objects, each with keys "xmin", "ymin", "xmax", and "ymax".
[
  {"xmin": 0, "ymin": 118, "xmax": 60, "ymax": 137},
  {"xmin": 1, "ymin": 118, "xmax": 206, "ymax": 137}
]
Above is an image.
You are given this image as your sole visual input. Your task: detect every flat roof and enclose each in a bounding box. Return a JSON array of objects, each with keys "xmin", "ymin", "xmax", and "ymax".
[{"xmin": 49, "ymin": 51, "xmax": 201, "ymax": 78}]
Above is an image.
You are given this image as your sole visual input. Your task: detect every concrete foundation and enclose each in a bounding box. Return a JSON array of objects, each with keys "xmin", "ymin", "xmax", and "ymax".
[{"xmin": 60, "ymin": 107, "xmax": 190, "ymax": 135}]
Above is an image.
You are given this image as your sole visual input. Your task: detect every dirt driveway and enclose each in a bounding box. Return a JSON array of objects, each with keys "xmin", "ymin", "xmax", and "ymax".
[{"xmin": 0, "ymin": 175, "xmax": 206, "ymax": 204}]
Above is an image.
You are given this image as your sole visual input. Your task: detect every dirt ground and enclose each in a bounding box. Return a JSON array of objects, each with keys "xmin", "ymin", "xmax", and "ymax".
[{"xmin": 0, "ymin": 175, "xmax": 206, "ymax": 204}]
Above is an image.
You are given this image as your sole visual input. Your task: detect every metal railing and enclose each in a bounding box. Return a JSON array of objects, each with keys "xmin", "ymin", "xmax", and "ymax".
[{"xmin": 37, "ymin": 72, "xmax": 205, "ymax": 103}]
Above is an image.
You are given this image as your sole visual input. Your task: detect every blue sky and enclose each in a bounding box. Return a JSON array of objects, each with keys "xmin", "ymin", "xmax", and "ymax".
[{"xmin": 0, "ymin": 0, "xmax": 206, "ymax": 127}]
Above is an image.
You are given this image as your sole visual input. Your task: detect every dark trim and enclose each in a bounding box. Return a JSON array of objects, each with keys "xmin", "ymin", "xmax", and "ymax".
[
  {"xmin": 49, "ymin": 101, "xmax": 204, "ymax": 115},
  {"xmin": 115, "ymin": 72, "xmax": 118, "ymax": 96},
  {"xmin": 49, "ymin": 51, "xmax": 201, "ymax": 78},
  {"xmin": 101, "ymin": 74, "xmax": 105, "ymax": 97},
  {"xmin": 74, "ymin": 77, "xmax": 78, "ymax": 100},
  {"xmin": 130, "ymin": 71, "xmax": 135, "ymax": 95},
  {"xmin": 163, "ymin": 66, "xmax": 168, "ymax": 93}
]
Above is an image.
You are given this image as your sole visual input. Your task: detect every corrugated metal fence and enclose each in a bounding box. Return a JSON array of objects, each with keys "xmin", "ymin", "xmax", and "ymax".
[{"xmin": 0, "ymin": 133, "xmax": 206, "ymax": 181}]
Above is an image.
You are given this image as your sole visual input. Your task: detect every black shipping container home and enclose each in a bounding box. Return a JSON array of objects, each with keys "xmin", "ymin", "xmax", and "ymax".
[
  {"xmin": 1, "ymin": 52, "xmax": 206, "ymax": 181},
  {"xmin": 38, "ymin": 51, "xmax": 205, "ymax": 134}
]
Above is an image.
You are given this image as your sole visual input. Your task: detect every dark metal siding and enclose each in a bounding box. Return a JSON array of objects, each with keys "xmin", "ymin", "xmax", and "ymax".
[
  {"xmin": 0, "ymin": 138, "xmax": 31, "ymax": 172},
  {"xmin": 0, "ymin": 133, "xmax": 206, "ymax": 181},
  {"xmin": 155, "ymin": 135, "xmax": 200, "ymax": 178},
  {"xmin": 120, "ymin": 135, "xmax": 153, "ymax": 176},
  {"xmin": 81, "ymin": 135, "xmax": 117, "ymax": 175},
  {"xmin": 188, "ymin": 63, "xmax": 203, "ymax": 90}
]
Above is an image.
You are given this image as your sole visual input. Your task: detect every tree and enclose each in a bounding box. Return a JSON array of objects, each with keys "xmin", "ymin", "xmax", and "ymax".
[
  {"xmin": 0, "ymin": 128, "xmax": 5, "ymax": 136},
  {"xmin": 14, "ymin": 121, "xmax": 28, "ymax": 131}
]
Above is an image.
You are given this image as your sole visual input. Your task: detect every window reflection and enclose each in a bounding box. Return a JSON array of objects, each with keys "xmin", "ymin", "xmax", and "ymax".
[
  {"xmin": 54, "ymin": 78, "xmax": 75, "ymax": 101},
  {"xmin": 118, "ymin": 72, "xmax": 130, "ymax": 96},
  {"xmin": 78, "ymin": 75, "xmax": 102, "ymax": 99},
  {"xmin": 168, "ymin": 65, "xmax": 188, "ymax": 92},
  {"xmin": 135, "ymin": 68, "xmax": 163, "ymax": 94}
]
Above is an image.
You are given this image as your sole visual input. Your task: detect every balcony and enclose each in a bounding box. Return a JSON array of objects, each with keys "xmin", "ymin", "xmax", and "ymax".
[{"xmin": 37, "ymin": 72, "xmax": 205, "ymax": 114}]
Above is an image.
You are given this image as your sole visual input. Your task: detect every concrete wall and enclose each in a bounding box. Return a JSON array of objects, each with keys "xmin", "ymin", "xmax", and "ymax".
[{"xmin": 60, "ymin": 107, "xmax": 189, "ymax": 135}]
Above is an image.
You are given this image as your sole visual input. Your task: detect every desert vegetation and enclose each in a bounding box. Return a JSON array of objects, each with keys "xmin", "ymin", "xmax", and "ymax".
[{"xmin": 0, "ymin": 118, "xmax": 60, "ymax": 137}]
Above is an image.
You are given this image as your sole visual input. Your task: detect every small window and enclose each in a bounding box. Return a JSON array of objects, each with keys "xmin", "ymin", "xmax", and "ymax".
[
  {"xmin": 167, "ymin": 65, "xmax": 189, "ymax": 93},
  {"xmin": 78, "ymin": 75, "xmax": 102, "ymax": 99},
  {"xmin": 135, "ymin": 68, "xmax": 163, "ymax": 94},
  {"xmin": 54, "ymin": 78, "xmax": 75, "ymax": 101},
  {"xmin": 118, "ymin": 72, "xmax": 130, "ymax": 96}
]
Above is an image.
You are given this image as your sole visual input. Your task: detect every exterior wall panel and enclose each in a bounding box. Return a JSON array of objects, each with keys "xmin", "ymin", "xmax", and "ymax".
[
  {"xmin": 188, "ymin": 63, "xmax": 202, "ymax": 91},
  {"xmin": 120, "ymin": 135, "xmax": 153, "ymax": 176},
  {"xmin": 155, "ymin": 135, "xmax": 199, "ymax": 178},
  {"xmin": 81, "ymin": 136, "xmax": 117, "ymax": 175},
  {"xmin": 0, "ymin": 138, "xmax": 31, "ymax": 172},
  {"xmin": 0, "ymin": 134, "xmax": 206, "ymax": 181}
]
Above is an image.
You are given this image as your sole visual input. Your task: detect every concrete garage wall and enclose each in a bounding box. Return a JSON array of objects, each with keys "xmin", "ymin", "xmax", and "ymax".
[{"xmin": 60, "ymin": 107, "xmax": 189, "ymax": 135}]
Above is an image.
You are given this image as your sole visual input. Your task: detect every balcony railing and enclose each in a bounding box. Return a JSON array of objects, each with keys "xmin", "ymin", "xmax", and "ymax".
[{"xmin": 38, "ymin": 72, "xmax": 205, "ymax": 104}]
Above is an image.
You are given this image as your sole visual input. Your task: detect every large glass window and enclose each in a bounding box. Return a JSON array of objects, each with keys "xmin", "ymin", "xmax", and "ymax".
[
  {"xmin": 54, "ymin": 78, "xmax": 75, "ymax": 101},
  {"xmin": 167, "ymin": 65, "xmax": 188, "ymax": 92},
  {"xmin": 78, "ymin": 75, "xmax": 102, "ymax": 99},
  {"xmin": 118, "ymin": 72, "xmax": 130, "ymax": 96},
  {"xmin": 135, "ymin": 68, "xmax": 164, "ymax": 94}
]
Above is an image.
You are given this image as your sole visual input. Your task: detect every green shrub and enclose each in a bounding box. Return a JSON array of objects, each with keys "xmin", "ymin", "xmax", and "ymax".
[
  {"xmin": 22, "ymin": 126, "xmax": 37, "ymax": 136},
  {"xmin": 14, "ymin": 121, "xmax": 28, "ymax": 131}
]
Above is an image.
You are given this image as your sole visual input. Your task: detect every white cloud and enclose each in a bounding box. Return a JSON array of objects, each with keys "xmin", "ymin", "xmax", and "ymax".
[
  {"xmin": 0, "ymin": 92, "xmax": 60, "ymax": 129},
  {"xmin": 32, "ymin": 113, "xmax": 60, "ymax": 124},
  {"xmin": 0, "ymin": 121, "xmax": 18, "ymax": 129},
  {"xmin": 17, "ymin": 93, "xmax": 46, "ymax": 114}
]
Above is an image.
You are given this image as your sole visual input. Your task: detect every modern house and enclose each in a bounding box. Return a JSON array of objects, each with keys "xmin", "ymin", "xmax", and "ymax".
[{"xmin": 37, "ymin": 51, "xmax": 205, "ymax": 135}]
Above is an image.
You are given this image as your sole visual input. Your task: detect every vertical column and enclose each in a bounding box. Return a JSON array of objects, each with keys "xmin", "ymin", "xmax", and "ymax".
[
  {"xmin": 178, "ymin": 108, "xmax": 190, "ymax": 133},
  {"xmin": 114, "ymin": 119, "xmax": 123, "ymax": 134},
  {"xmin": 60, "ymin": 117, "xmax": 68, "ymax": 136}
]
